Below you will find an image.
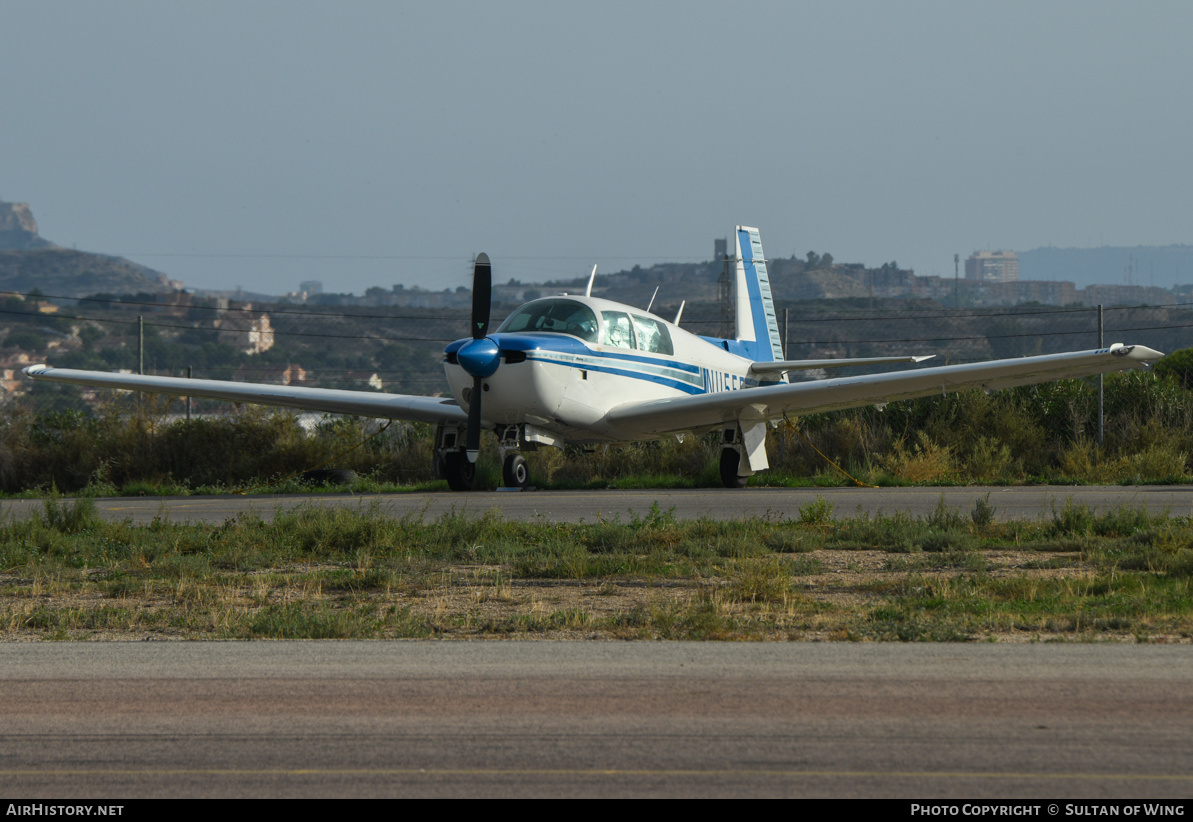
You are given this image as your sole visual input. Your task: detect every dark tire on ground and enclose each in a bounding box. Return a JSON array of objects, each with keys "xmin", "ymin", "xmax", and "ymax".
[
  {"xmin": 502, "ymin": 454, "xmax": 530, "ymax": 489},
  {"xmin": 720, "ymin": 448, "xmax": 748, "ymax": 488},
  {"xmin": 444, "ymin": 451, "xmax": 477, "ymax": 492},
  {"xmin": 300, "ymin": 469, "xmax": 358, "ymax": 486}
]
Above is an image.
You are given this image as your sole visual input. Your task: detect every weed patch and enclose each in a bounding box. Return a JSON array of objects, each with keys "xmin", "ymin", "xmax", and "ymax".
[{"xmin": 3, "ymin": 505, "xmax": 1193, "ymax": 641}]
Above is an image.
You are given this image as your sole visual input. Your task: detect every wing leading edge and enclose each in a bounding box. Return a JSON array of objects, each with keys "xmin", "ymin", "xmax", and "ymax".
[
  {"xmin": 605, "ymin": 344, "xmax": 1164, "ymax": 437},
  {"xmin": 21, "ymin": 366, "xmax": 468, "ymax": 426}
]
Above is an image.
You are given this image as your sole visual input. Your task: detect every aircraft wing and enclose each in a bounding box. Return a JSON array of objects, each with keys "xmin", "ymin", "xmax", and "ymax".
[
  {"xmin": 22, "ymin": 365, "xmax": 468, "ymax": 425},
  {"xmin": 604, "ymin": 344, "xmax": 1164, "ymax": 437},
  {"xmin": 750, "ymin": 355, "xmax": 934, "ymax": 374}
]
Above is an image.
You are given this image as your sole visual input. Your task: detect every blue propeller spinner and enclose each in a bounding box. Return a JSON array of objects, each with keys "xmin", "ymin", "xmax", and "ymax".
[{"xmin": 457, "ymin": 337, "xmax": 500, "ymax": 378}]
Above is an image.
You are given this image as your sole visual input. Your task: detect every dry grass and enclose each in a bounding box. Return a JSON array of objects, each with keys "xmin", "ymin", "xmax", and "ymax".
[{"xmin": 2, "ymin": 499, "xmax": 1192, "ymax": 642}]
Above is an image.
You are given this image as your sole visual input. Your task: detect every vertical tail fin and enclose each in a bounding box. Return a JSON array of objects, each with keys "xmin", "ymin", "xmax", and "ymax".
[{"xmin": 733, "ymin": 226, "xmax": 783, "ymax": 363}]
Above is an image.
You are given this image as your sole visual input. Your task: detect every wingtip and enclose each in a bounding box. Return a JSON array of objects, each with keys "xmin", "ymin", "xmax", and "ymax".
[
  {"xmin": 22, "ymin": 364, "xmax": 48, "ymax": 377},
  {"xmin": 1111, "ymin": 344, "xmax": 1165, "ymax": 362}
]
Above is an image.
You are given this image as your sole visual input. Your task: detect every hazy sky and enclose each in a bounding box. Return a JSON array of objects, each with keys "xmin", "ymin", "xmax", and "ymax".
[{"xmin": 4, "ymin": 0, "xmax": 1192, "ymax": 294}]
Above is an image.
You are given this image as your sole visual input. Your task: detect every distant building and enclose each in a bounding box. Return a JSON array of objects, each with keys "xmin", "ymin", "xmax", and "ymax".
[
  {"xmin": 976, "ymin": 280, "xmax": 1077, "ymax": 306},
  {"xmin": 1079, "ymin": 284, "xmax": 1176, "ymax": 307},
  {"xmin": 215, "ymin": 310, "xmax": 275, "ymax": 354},
  {"xmin": 0, "ymin": 352, "xmax": 32, "ymax": 400},
  {"xmin": 300, "ymin": 280, "xmax": 323, "ymax": 295},
  {"xmin": 346, "ymin": 370, "xmax": 384, "ymax": 391},
  {"xmin": 966, "ymin": 251, "xmax": 1019, "ymax": 283}
]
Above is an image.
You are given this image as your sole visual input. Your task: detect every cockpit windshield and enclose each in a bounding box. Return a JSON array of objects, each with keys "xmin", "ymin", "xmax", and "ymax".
[{"xmin": 496, "ymin": 299, "xmax": 599, "ymax": 343}]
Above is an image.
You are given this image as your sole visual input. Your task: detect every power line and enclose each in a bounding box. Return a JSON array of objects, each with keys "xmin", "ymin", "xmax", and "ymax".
[
  {"xmin": 7, "ymin": 288, "xmax": 1191, "ymax": 327},
  {"xmin": 2, "ymin": 300, "xmax": 1183, "ymax": 351},
  {"xmin": 0, "ymin": 290, "xmax": 472, "ymax": 321},
  {"xmin": 0, "ymin": 307, "xmax": 457, "ymax": 343},
  {"xmin": 110, "ymin": 252, "xmax": 711, "ymax": 262},
  {"xmin": 788, "ymin": 322, "xmax": 1193, "ymax": 347}
]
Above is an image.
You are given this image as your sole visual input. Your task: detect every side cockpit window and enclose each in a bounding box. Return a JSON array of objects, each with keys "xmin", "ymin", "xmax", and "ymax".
[
  {"xmin": 496, "ymin": 299, "xmax": 599, "ymax": 342},
  {"xmin": 601, "ymin": 311, "xmax": 635, "ymax": 349},
  {"xmin": 631, "ymin": 314, "xmax": 673, "ymax": 356}
]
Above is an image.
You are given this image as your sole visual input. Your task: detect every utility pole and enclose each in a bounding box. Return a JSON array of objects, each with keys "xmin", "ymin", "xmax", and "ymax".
[
  {"xmin": 718, "ymin": 246, "xmax": 734, "ymax": 338},
  {"xmin": 138, "ymin": 315, "xmax": 144, "ymax": 375},
  {"xmin": 953, "ymin": 253, "xmax": 960, "ymax": 306},
  {"xmin": 1098, "ymin": 304, "xmax": 1104, "ymax": 446}
]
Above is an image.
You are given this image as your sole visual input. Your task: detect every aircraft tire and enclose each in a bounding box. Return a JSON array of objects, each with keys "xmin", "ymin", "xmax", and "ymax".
[
  {"xmin": 443, "ymin": 451, "xmax": 477, "ymax": 492},
  {"xmin": 502, "ymin": 454, "xmax": 530, "ymax": 489},
  {"xmin": 720, "ymin": 448, "xmax": 748, "ymax": 489},
  {"xmin": 300, "ymin": 468, "xmax": 357, "ymax": 487}
]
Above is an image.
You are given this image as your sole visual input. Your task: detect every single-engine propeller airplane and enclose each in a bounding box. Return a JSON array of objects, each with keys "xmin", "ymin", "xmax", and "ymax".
[{"xmin": 24, "ymin": 226, "xmax": 1164, "ymax": 490}]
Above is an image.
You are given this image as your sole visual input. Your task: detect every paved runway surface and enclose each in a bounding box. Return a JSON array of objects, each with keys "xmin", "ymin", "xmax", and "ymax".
[
  {"xmin": 2, "ymin": 643, "xmax": 1191, "ymax": 798},
  {"xmin": 6, "ymin": 485, "xmax": 1193, "ymax": 524}
]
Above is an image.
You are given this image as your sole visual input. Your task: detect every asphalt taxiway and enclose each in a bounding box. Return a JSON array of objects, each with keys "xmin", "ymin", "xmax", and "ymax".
[
  {"xmin": 2, "ymin": 642, "xmax": 1191, "ymax": 799},
  {"xmin": 4, "ymin": 485, "xmax": 1192, "ymax": 524}
]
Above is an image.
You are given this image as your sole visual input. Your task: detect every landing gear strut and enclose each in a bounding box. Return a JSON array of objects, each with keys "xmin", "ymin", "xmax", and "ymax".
[
  {"xmin": 435, "ymin": 422, "xmax": 539, "ymax": 491},
  {"xmin": 435, "ymin": 423, "xmax": 476, "ymax": 492},
  {"xmin": 497, "ymin": 424, "xmax": 533, "ymax": 490},
  {"xmin": 719, "ymin": 425, "xmax": 751, "ymax": 489}
]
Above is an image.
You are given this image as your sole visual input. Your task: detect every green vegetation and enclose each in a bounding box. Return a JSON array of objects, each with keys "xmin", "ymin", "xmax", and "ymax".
[
  {"xmin": 2, "ymin": 497, "xmax": 1191, "ymax": 641},
  {"xmin": 3, "ymin": 362, "xmax": 1192, "ymax": 494}
]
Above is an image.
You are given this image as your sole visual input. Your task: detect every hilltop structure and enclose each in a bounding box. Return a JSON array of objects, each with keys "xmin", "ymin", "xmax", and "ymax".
[{"xmin": 965, "ymin": 251, "xmax": 1019, "ymax": 283}]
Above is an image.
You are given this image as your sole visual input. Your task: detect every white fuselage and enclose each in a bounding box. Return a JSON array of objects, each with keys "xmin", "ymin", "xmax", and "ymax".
[{"xmin": 444, "ymin": 295, "xmax": 769, "ymax": 444}]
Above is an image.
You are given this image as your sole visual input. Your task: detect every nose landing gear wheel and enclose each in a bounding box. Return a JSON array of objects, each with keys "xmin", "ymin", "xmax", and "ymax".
[{"xmin": 502, "ymin": 454, "xmax": 530, "ymax": 489}]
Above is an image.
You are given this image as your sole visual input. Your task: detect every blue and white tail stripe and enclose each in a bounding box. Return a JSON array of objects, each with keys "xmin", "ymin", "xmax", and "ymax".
[{"xmin": 734, "ymin": 226, "xmax": 784, "ymax": 363}]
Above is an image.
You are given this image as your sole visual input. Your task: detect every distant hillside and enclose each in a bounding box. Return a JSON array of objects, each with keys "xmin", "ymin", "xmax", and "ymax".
[
  {"xmin": 1018, "ymin": 245, "xmax": 1193, "ymax": 289},
  {"xmin": 537, "ymin": 256, "xmax": 877, "ymax": 309},
  {"xmin": 0, "ymin": 248, "xmax": 179, "ymax": 299},
  {"xmin": 0, "ymin": 201, "xmax": 179, "ymax": 297}
]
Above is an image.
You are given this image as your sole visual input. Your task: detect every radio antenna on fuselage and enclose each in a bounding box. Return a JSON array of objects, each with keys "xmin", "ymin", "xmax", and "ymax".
[
  {"xmin": 646, "ymin": 286, "xmax": 660, "ymax": 314},
  {"xmin": 584, "ymin": 265, "xmax": 597, "ymax": 298}
]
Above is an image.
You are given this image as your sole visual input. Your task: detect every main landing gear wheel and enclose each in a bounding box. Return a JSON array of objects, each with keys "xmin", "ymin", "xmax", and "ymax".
[
  {"xmin": 720, "ymin": 448, "xmax": 748, "ymax": 489},
  {"xmin": 502, "ymin": 454, "xmax": 530, "ymax": 489},
  {"xmin": 443, "ymin": 451, "xmax": 477, "ymax": 492}
]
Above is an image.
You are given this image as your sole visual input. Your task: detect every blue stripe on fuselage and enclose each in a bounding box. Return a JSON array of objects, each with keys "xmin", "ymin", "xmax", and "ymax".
[
  {"xmin": 489, "ymin": 332, "xmax": 695, "ymax": 373},
  {"xmin": 576, "ymin": 347, "xmax": 700, "ymax": 374},
  {"xmin": 525, "ymin": 354, "xmax": 705, "ymax": 394},
  {"xmin": 466, "ymin": 331, "xmax": 773, "ymax": 396}
]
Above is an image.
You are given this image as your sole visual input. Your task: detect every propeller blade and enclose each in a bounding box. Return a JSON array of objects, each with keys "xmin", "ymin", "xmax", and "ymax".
[
  {"xmin": 466, "ymin": 375, "xmax": 483, "ymax": 462},
  {"xmin": 472, "ymin": 252, "xmax": 491, "ymax": 339},
  {"xmin": 466, "ymin": 253, "xmax": 491, "ymax": 462}
]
